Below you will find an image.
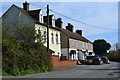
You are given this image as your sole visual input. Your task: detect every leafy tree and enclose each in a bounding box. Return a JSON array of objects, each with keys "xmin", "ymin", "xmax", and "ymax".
[{"xmin": 93, "ymin": 39, "xmax": 111, "ymax": 56}]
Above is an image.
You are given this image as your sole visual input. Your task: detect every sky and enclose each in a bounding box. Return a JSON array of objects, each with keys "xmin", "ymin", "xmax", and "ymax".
[{"xmin": 0, "ymin": 1, "xmax": 118, "ymax": 48}]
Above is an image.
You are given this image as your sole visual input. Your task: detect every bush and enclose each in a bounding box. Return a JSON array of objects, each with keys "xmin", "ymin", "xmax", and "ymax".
[
  {"xmin": 2, "ymin": 26, "xmax": 53, "ymax": 76},
  {"xmin": 106, "ymin": 50, "xmax": 120, "ymax": 62}
]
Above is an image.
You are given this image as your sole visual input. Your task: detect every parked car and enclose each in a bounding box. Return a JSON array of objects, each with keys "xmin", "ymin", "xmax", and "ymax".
[
  {"xmin": 92, "ymin": 57, "xmax": 103, "ymax": 65},
  {"xmin": 85, "ymin": 56, "xmax": 100, "ymax": 64},
  {"xmin": 101, "ymin": 57, "xmax": 110, "ymax": 64}
]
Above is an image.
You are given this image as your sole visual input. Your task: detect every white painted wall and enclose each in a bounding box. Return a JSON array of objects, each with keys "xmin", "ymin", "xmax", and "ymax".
[{"xmin": 35, "ymin": 24, "xmax": 61, "ymax": 57}]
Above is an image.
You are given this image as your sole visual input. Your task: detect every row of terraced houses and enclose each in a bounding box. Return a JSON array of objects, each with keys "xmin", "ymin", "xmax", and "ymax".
[{"xmin": 2, "ymin": 2, "xmax": 95, "ymax": 65}]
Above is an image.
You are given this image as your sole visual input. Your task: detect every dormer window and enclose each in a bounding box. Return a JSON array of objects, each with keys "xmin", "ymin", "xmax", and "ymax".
[
  {"xmin": 39, "ymin": 10, "xmax": 43, "ymax": 23},
  {"xmin": 39, "ymin": 14, "xmax": 43, "ymax": 23},
  {"xmin": 43, "ymin": 15, "xmax": 55, "ymax": 27},
  {"xmin": 52, "ymin": 16, "xmax": 55, "ymax": 27},
  {"xmin": 52, "ymin": 19, "xmax": 55, "ymax": 27}
]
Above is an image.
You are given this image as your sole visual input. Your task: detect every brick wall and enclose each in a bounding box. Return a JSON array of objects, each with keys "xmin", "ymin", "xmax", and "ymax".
[{"xmin": 51, "ymin": 56, "xmax": 76, "ymax": 67}]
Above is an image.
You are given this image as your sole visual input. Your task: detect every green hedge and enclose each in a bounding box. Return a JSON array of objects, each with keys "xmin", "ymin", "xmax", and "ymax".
[{"xmin": 2, "ymin": 26, "xmax": 53, "ymax": 76}]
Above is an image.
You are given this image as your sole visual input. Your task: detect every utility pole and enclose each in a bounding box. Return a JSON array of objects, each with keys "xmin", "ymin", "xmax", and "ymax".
[{"xmin": 47, "ymin": 5, "xmax": 49, "ymax": 53}]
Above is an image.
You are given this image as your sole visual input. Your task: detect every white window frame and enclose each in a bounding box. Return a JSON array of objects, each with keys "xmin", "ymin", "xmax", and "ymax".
[
  {"xmin": 72, "ymin": 41, "xmax": 74, "ymax": 47},
  {"xmin": 82, "ymin": 42, "xmax": 84, "ymax": 48},
  {"xmin": 43, "ymin": 31, "xmax": 46, "ymax": 42},
  {"xmin": 56, "ymin": 34, "xmax": 58, "ymax": 44},
  {"xmin": 37, "ymin": 29, "xmax": 41, "ymax": 42},
  {"xmin": 52, "ymin": 19, "xmax": 55, "ymax": 27},
  {"xmin": 76, "ymin": 41, "xmax": 79, "ymax": 47},
  {"xmin": 51, "ymin": 33, "xmax": 54, "ymax": 44}
]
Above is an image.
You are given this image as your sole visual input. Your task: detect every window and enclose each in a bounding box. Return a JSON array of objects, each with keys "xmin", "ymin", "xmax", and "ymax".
[
  {"xmin": 37, "ymin": 29, "xmax": 41, "ymax": 41},
  {"xmin": 82, "ymin": 42, "xmax": 84, "ymax": 48},
  {"xmin": 52, "ymin": 19, "xmax": 55, "ymax": 27},
  {"xmin": 76, "ymin": 41, "xmax": 79, "ymax": 47},
  {"xmin": 72, "ymin": 41, "xmax": 74, "ymax": 47},
  {"xmin": 44, "ymin": 31, "xmax": 46, "ymax": 42},
  {"xmin": 51, "ymin": 33, "xmax": 54, "ymax": 44},
  {"xmin": 39, "ymin": 14, "xmax": 43, "ymax": 23},
  {"xmin": 86, "ymin": 43, "xmax": 88, "ymax": 48},
  {"xmin": 38, "ymin": 29, "xmax": 41, "ymax": 34},
  {"xmin": 56, "ymin": 34, "xmax": 58, "ymax": 44}
]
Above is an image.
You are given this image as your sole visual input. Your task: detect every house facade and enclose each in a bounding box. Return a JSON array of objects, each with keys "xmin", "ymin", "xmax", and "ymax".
[
  {"xmin": 59, "ymin": 23, "xmax": 94, "ymax": 60},
  {"xmin": 2, "ymin": 2, "xmax": 61, "ymax": 57}
]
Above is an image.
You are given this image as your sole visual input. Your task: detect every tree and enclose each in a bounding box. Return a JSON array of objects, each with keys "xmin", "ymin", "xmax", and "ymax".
[{"xmin": 93, "ymin": 39, "xmax": 111, "ymax": 56}]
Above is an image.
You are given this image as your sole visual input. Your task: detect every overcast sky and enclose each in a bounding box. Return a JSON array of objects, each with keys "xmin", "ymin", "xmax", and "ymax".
[{"xmin": 0, "ymin": 2, "xmax": 118, "ymax": 47}]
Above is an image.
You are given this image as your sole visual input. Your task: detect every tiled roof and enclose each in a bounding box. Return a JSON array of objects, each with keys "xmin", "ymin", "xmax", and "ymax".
[
  {"xmin": 13, "ymin": 5, "xmax": 61, "ymax": 31},
  {"xmin": 61, "ymin": 28, "xmax": 92, "ymax": 43}
]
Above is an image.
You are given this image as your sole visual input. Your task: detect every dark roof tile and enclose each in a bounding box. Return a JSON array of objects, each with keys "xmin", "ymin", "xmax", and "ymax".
[{"xmin": 61, "ymin": 29, "xmax": 92, "ymax": 43}]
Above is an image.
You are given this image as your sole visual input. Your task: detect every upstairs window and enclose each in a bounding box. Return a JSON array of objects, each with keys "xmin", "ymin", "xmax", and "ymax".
[
  {"xmin": 38, "ymin": 29, "xmax": 41, "ymax": 37},
  {"xmin": 82, "ymin": 42, "xmax": 84, "ymax": 48},
  {"xmin": 43, "ymin": 31, "xmax": 46, "ymax": 42},
  {"xmin": 56, "ymin": 34, "xmax": 58, "ymax": 44},
  {"xmin": 76, "ymin": 41, "xmax": 79, "ymax": 47},
  {"xmin": 51, "ymin": 33, "xmax": 54, "ymax": 44},
  {"xmin": 37, "ymin": 29, "xmax": 41, "ymax": 41},
  {"xmin": 39, "ymin": 14, "xmax": 43, "ymax": 23},
  {"xmin": 52, "ymin": 19, "xmax": 55, "ymax": 27},
  {"xmin": 86, "ymin": 43, "xmax": 88, "ymax": 48},
  {"xmin": 72, "ymin": 41, "xmax": 74, "ymax": 47}
]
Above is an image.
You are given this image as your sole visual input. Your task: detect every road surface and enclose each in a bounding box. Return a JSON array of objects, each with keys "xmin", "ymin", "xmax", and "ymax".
[{"xmin": 17, "ymin": 62, "xmax": 120, "ymax": 78}]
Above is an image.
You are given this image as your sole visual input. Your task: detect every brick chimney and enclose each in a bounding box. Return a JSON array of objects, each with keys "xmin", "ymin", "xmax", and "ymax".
[
  {"xmin": 76, "ymin": 30, "xmax": 82, "ymax": 36},
  {"xmin": 23, "ymin": 1, "xmax": 29, "ymax": 11},
  {"xmin": 66, "ymin": 23, "xmax": 74, "ymax": 32},
  {"xmin": 55, "ymin": 18, "xmax": 63, "ymax": 28}
]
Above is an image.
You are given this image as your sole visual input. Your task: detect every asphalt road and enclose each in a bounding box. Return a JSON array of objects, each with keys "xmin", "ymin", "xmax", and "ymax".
[{"xmin": 18, "ymin": 62, "xmax": 120, "ymax": 78}]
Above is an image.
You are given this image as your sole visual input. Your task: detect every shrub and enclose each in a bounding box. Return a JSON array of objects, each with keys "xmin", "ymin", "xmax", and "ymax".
[
  {"xmin": 2, "ymin": 26, "xmax": 53, "ymax": 76},
  {"xmin": 106, "ymin": 50, "xmax": 120, "ymax": 62}
]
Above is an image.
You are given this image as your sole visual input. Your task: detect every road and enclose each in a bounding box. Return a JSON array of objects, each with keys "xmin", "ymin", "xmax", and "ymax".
[{"xmin": 17, "ymin": 62, "xmax": 120, "ymax": 78}]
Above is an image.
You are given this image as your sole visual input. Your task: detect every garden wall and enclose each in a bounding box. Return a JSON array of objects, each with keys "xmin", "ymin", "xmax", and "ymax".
[{"xmin": 51, "ymin": 56, "xmax": 76, "ymax": 67}]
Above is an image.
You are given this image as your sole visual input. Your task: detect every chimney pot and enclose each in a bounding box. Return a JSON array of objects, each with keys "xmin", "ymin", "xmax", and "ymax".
[
  {"xmin": 66, "ymin": 23, "xmax": 74, "ymax": 32},
  {"xmin": 55, "ymin": 18, "xmax": 63, "ymax": 28},
  {"xmin": 23, "ymin": 1, "xmax": 29, "ymax": 11},
  {"xmin": 76, "ymin": 30, "xmax": 82, "ymax": 36}
]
